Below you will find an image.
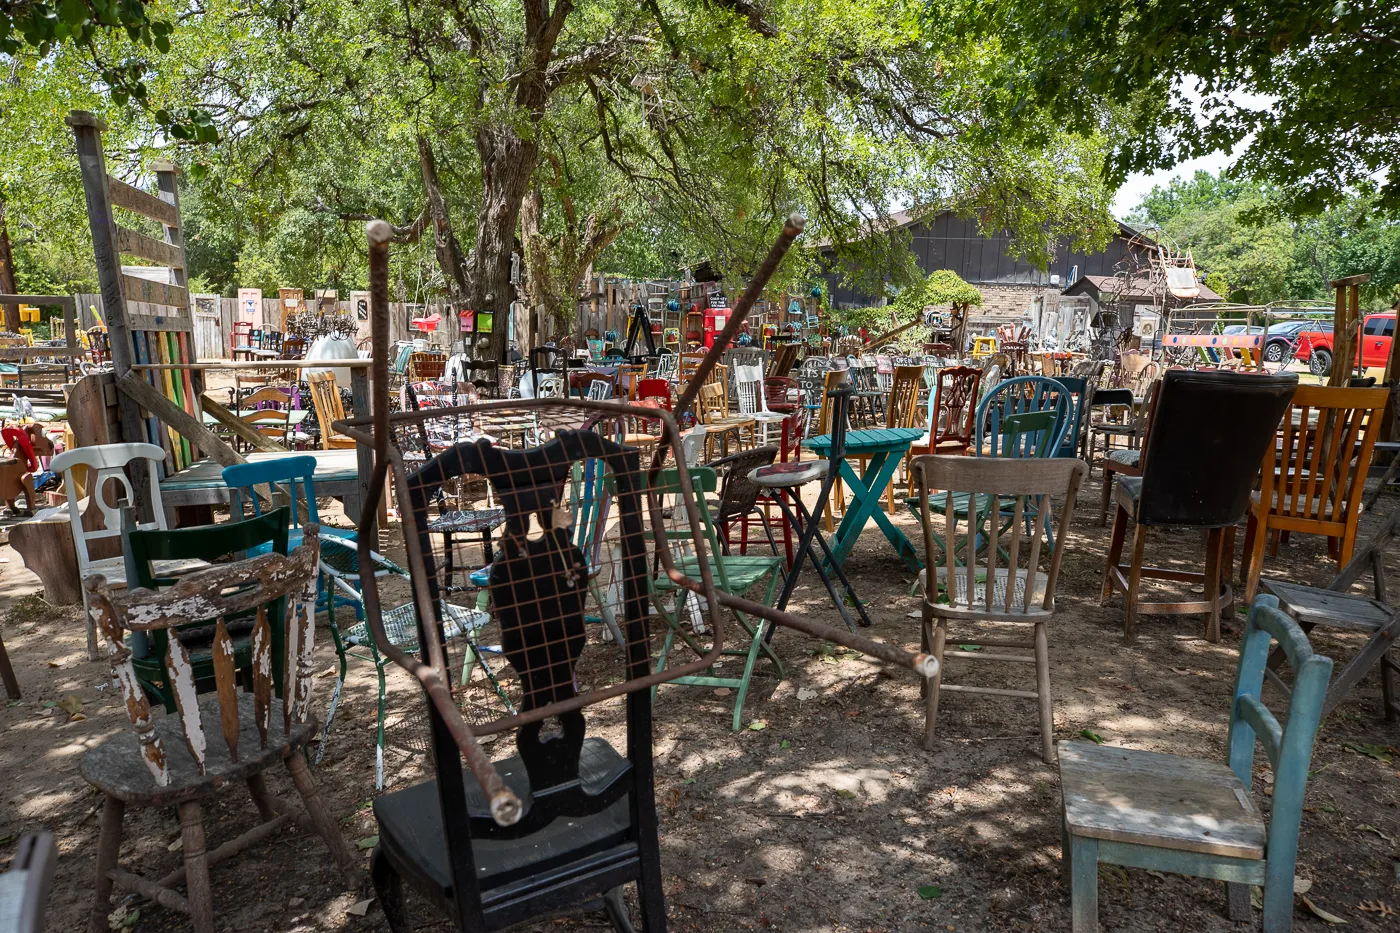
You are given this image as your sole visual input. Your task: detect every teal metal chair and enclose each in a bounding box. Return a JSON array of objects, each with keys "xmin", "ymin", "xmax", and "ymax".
[
  {"xmin": 1059, "ymin": 594, "xmax": 1333, "ymax": 932},
  {"xmin": 647, "ymin": 466, "xmax": 785, "ymax": 731}
]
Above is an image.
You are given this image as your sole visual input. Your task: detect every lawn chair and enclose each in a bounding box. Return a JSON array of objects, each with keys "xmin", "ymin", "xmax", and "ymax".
[{"xmin": 1059, "ymin": 595, "xmax": 1333, "ymax": 932}]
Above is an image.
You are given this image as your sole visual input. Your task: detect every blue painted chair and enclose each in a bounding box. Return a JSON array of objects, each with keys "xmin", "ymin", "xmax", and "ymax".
[
  {"xmin": 1059, "ymin": 594, "xmax": 1333, "ymax": 932},
  {"xmin": 975, "ymin": 375, "xmax": 1070, "ymax": 459},
  {"xmin": 223, "ymin": 456, "xmax": 358, "ymax": 614},
  {"xmin": 1049, "ymin": 376, "xmax": 1089, "ymax": 459}
]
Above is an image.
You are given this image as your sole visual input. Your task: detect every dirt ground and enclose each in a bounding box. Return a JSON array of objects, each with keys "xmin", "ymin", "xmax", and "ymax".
[{"xmin": 2, "ymin": 465, "xmax": 1399, "ymax": 933}]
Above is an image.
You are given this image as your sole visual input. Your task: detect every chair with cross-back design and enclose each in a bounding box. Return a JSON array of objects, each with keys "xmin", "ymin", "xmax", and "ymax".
[{"xmin": 81, "ymin": 528, "xmax": 360, "ymax": 933}]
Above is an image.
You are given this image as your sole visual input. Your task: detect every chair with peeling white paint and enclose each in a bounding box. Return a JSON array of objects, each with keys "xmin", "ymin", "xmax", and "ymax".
[
  {"xmin": 50, "ymin": 442, "xmax": 205, "ymax": 660},
  {"xmin": 80, "ymin": 529, "xmax": 360, "ymax": 933}
]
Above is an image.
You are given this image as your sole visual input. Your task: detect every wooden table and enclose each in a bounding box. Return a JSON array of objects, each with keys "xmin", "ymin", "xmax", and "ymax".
[
  {"xmin": 804, "ymin": 427, "xmax": 924, "ymax": 572},
  {"xmin": 159, "ymin": 449, "xmax": 364, "ymax": 522}
]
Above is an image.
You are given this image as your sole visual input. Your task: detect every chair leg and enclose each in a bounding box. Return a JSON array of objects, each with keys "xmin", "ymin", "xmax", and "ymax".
[
  {"xmin": 1244, "ymin": 511, "xmax": 1269, "ymax": 604},
  {"xmin": 1203, "ymin": 528, "xmax": 1224, "ymax": 644},
  {"xmin": 1124, "ymin": 522, "xmax": 1148, "ymax": 644},
  {"xmin": 177, "ymin": 800, "xmax": 215, "ymax": 933},
  {"xmin": 88, "ymin": 795, "xmax": 125, "ymax": 933},
  {"xmin": 371, "ymin": 846, "xmax": 411, "ymax": 933},
  {"xmin": 285, "ymin": 752, "xmax": 361, "ymax": 878},
  {"xmin": 1034, "ymin": 621, "xmax": 1054, "ymax": 763},
  {"xmin": 922, "ymin": 616, "xmax": 947, "ymax": 749},
  {"xmin": 1382, "ymin": 653, "xmax": 1398, "ymax": 722},
  {"xmin": 1098, "ymin": 465, "xmax": 1113, "ymax": 526},
  {"xmin": 603, "ymin": 887, "xmax": 637, "ymax": 933},
  {"xmin": 1067, "ymin": 834, "xmax": 1099, "ymax": 933},
  {"xmin": 1101, "ymin": 506, "xmax": 1128, "ymax": 605},
  {"xmin": 375, "ymin": 659, "xmax": 389, "ymax": 790}
]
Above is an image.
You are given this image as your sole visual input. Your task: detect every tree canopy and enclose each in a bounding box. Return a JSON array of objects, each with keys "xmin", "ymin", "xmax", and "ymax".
[{"xmin": 976, "ymin": 0, "xmax": 1400, "ymax": 216}]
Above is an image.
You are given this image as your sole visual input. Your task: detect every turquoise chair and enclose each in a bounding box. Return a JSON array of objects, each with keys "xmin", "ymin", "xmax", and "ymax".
[
  {"xmin": 1050, "ymin": 376, "xmax": 1089, "ymax": 459},
  {"xmin": 976, "ymin": 375, "xmax": 1070, "ymax": 459},
  {"xmin": 1059, "ymin": 594, "xmax": 1333, "ymax": 932},
  {"xmin": 223, "ymin": 456, "xmax": 359, "ymax": 616}
]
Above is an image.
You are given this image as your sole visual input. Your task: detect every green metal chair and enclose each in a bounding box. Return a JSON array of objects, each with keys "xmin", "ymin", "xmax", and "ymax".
[
  {"xmin": 647, "ymin": 466, "xmax": 785, "ymax": 731},
  {"xmin": 1059, "ymin": 594, "xmax": 1334, "ymax": 932},
  {"xmin": 317, "ymin": 536, "xmax": 503, "ymax": 789},
  {"xmin": 124, "ymin": 507, "xmax": 291, "ymax": 712}
]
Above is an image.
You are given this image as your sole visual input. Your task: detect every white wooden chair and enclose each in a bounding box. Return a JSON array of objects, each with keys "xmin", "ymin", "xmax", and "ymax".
[
  {"xmin": 733, "ymin": 363, "xmax": 789, "ymax": 446},
  {"xmin": 49, "ymin": 442, "xmax": 205, "ymax": 659}
]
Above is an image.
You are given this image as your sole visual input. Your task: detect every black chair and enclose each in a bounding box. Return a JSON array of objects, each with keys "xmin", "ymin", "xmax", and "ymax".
[
  {"xmin": 371, "ymin": 430, "xmax": 666, "ymax": 932},
  {"xmin": 706, "ymin": 445, "xmax": 779, "ymax": 555},
  {"xmin": 1101, "ymin": 370, "xmax": 1297, "ymax": 644}
]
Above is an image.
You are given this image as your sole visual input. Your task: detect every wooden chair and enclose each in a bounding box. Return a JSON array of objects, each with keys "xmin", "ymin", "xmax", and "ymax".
[
  {"xmin": 50, "ymin": 442, "xmax": 207, "ymax": 660},
  {"xmin": 1103, "ymin": 370, "xmax": 1297, "ymax": 643},
  {"xmin": 911, "ymin": 454, "xmax": 1086, "ymax": 761},
  {"xmin": 1261, "ymin": 508, "xmax": 1400, "ymax": 722},
  {"xmin": 1242, "ymin": 383, "xmax": 1389, "ymax": 602},
  {"xmin": 1098, "ymin": 380, "xmax": 1161, "ymax": 526},
  {"xmin": 615, "ymin": 362, "xmax": 646, "ymax": 400},
  {"xmin": 850, "ymin": 364, "xmax": 921, "ymax": 514},
  {"xmin": 1087, "ymin": 362, "xmax": 1158, "ymax": 468},
  {"xmin": 82, "ymin": 529, "xmax": 359, "ymax": 933},
  {"xmin": 905, "ymin": 365, "xmax": 982, "ymax": 497},
  {"xmin": 306, "ymin": 371, "xmax": 356, "ymax": 449},
  {"xmin": 1059, "ymin": 595, "xmax": 1333, "ymax": 933},
  {"xmin": 125, "ymin": 507, "xmax": 291, "ymax": 713},
  {"xmin": 733, "ymin": 363, "xmax": 790, "ymax": 447}
]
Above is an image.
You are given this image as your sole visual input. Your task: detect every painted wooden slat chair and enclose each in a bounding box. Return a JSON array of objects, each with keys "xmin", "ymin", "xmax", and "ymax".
[
  {"xmin": 1261, "ymin": 508, "xmax": 1400, "ymax": 722},
  {"xmin": 125, "ymin": 507, "xmax": 291, "ymax": 713},
  {"xmin": 647, "ymin": 466, "xmax": 785, "ymax": 731},
  {"xmin": 1242, "ymin": 383, "xmax": 1389, "ymax": 603},
  {"xmin": 1059, "ymin": 594, "xmax": 1334, "ymax": 933},
  {"xmin": 82, "ymin": 528, "xmax": 359, "ymax": 933},
  {"xmin": 911, "ymin": 454, "xmax": 1085, "ymax": 761}
]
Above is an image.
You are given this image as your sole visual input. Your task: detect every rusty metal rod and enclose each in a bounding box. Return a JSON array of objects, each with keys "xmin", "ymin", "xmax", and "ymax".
[
  {"xmin": 671, "ymin": 214, "xmax": 806, "ymax": 422},
  {"xmin": 359, "ymin": 219, "xmax": 521, "ymax": 826}
]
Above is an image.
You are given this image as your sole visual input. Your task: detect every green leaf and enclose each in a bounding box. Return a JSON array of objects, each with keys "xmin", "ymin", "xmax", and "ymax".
[
  {"xmin": 1079, "ymin": 729, "xmax": 1104, "ymax": 744},
  {"xmin": 683, "ymin": 778, "xmax": 696, "ymax": 785},
  {"xmin": 1342, "ymin": 742, "xmax": 1392, "ymax": 763},
  {"xmin": 355, "ymin": 834, "xmax": 379, "ymax": 850},
  {"xmin": 747, "ymin": 720, "xmax": 767, "ymax": 731},
  {"xmin": 835, "ymin": 788, "xmax": 858, "ymax": 799},
  {"xmin": 780, "ymin": 739, "xmax": 791, "ymax": 749},
  {"xmin": 153, "ymin": 34, "xmax": 168, "ymax": 53},
  {"xmin": 57, "ymin": 0, "xmax": 88, "ymax": 26},
  {"xmin": 917, "ymin": 885, "xmax": 943, "ymax": 899},
  {"xmin": 40, "ymin": 700, "xmax": 56, "ymax": 709}
]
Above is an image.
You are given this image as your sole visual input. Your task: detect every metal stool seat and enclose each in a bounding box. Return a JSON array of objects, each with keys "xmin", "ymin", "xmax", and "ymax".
[{"xmin": 750, "ymin": 459, "xmax": 828, "ymax": 487}]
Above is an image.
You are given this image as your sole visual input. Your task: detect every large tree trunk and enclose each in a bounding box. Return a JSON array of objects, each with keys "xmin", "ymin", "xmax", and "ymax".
[
  {"xmin": 471, "ymin": 124, "xmax": 537, "ymax": 362},
  {"xmin": 418, "ymin": 135, "xmax": 471, "ymax": 304},
  {"xmin": 0, "ymin": 199, "xmax": 19, "ymax": 333}
]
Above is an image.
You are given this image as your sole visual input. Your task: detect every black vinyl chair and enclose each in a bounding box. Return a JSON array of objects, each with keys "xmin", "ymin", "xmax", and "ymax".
[
  {"xmin": 370, "ymin": 431, "xmax": 666, "ymax": 932},
  {"xmin": 1101, "ymin": 370, "xmax": 1297, "ymax": 644}
]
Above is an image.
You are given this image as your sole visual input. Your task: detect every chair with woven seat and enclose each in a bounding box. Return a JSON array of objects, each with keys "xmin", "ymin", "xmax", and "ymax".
[
  {"xmin": 82, "ymin": 530, "xmax": 360, "ymax": 933},
  {"xmin": 911, "ymin": 454, "xmax": 1086, "ymax": 761},
  {"xmin": 706, "ymin": 445, "xmax": 780, "ymax": 557},
  {"xmin": 1102, "ymin": 370, "xmax": 1297, "ymax": 643},
  {"xmin": 1059, "ymin": 594, "xmax": 1333, "ymax": 933}
]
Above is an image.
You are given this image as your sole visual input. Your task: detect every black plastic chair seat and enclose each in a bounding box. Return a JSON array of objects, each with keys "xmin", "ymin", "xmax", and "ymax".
[
  {"xmin": 374, "ymin": 738, "xmax": 633, "ymax": 892},
  {"xmin": 749, "ymin": 460, "xmax": 828, "ymax": 488}
]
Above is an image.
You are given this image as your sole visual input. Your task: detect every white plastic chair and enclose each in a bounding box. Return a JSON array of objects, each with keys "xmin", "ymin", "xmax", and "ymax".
[
  {"xmin": 733, "ymin": 364, "xmax": 789, "ymax": 446},
  {"xmin": 49, "ymin": 443, "xmax": 205, "ymax": 658}
]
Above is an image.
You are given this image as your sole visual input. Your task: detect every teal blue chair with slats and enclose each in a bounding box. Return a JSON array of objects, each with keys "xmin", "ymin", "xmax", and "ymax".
[{"xmin": 1058, "ymin": 594, "xmax": 1333, "ymax": 932}]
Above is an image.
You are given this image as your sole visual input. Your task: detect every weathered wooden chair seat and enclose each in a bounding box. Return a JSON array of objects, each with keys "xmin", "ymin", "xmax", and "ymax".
[
  {"xmin": 374, "ymin": 738, "xmax": 632, "ymax": 892},
  {"xmin": 82, "ymin": 695, "xmax": 315, "ymax": 806},
  {"xmin": 1060, "ymin": 741, "xmax": 1266, "ymax": 860},
  {"xmin": 1262, "ymin": 581, "xmax": 1391, "ymax": 633}
]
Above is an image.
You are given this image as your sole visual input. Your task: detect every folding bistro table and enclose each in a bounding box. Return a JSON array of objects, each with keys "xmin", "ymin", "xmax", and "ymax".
[{"xmin": 803, "ymin": 426, "xmax": 925, "ymax": 573}]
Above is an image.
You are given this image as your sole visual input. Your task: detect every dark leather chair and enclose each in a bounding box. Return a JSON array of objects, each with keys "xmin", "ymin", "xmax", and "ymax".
[{"xmin": 1101, "ymin": 369, "xmax": 1297, "ymax": 643}]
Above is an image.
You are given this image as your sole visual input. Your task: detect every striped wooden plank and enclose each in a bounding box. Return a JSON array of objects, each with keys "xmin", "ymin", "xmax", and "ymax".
[
  {"xmin": 156, "ymin": 333, "xmax": 184, "ymax": 470},
  {"xmin": 108, "ymin": 175, "xmax": 180, "ymax": 226},
  {"xmin": 115, "ymin": 225, "xmax": 185, "ymax": 268},
  {"xmin": 121, "ymin": 274, "xmax": 188, "ymax": 310},
  {"xmin": 177, "ymin": 332, "xmax": 201, "ymax": 462},
  {"xmin": 173, "ymin": 332, "xmax": 193, "ymax": 466},
  {"xmin": 133, "ymin": 331, "xmax": 172, "ymax": 467}
]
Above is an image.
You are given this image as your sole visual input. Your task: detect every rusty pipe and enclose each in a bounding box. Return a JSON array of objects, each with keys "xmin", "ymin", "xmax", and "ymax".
[{"xmin": 360, "ymin": 220, "xmax": 521, "ymax": 826}]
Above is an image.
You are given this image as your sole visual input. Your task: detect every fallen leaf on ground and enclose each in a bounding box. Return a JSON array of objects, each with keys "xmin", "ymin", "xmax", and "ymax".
[
  {"xmin": 1294, "ymin": 877, "xmax": 1312, "ymax": 894},
  {"xmin": 713, "ymin": 687, "xmax": 731, "ymax": 696},
  {"xmin": 1358, "ymin": 900, "xmax": 1395, "ymax": 919},
  {"xmin": 1301, "ymin": 896, "xmax": 1347, "ymax": 924},
  {"xmin": 1343, "ymin": 742, "xmax": 1392, "ymax": 763},
  {"xmin": 57, "ymin": 695, "xmax": 84, "ymax": 719},
  {"xmin": 835, "ymin": 789, "xmax": 858, "ymax": 799},
  {"xmin": 1079, "ymin": 729, "xmax": 1104, "ymax": 744},
  {"xmin": 917, "ymin": 885, "xmax": 943, "ymax": 899},
  {"xmin": 346, "ymin": 898, "xmax": 375, "ymax": 917},
  {"xmin": 318, "ymin": 667, "xmax": 338, "ymax": 678},
  {"xmin": 167, "ymin": 838, "xmax": 182, "ymax": 853},
  {"xmin": 355, "ymin": 835, "xmax": 379, "ymax": 850},
  {"xmin": 1357, "ymin": 823, "xmax": 1393, "ymax": 842},
  {"xmin": 748, "ymin": 720, "xmax": 767, "ymax": 731},
  {"xmin": 780, "ymin": 739, "xmax": 791, "ymax": 749},
  {"xmin": 796, "ymin": 686, "xmax": 819, "ymax": 701}
]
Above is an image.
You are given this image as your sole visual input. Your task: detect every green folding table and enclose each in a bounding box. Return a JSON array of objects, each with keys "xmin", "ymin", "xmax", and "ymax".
[{"xmin": 803, "ymin": 426, "xmax": 925, "ymax": 572}]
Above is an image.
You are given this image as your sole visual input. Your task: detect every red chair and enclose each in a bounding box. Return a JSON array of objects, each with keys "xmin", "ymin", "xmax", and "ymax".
[
  {"xmin": 637, "ymin": 378, "xmax": 672, "ymax": 410},
  {"xmin": 229, "ymin": 321, "xmax": 253, "ymax": 359}
]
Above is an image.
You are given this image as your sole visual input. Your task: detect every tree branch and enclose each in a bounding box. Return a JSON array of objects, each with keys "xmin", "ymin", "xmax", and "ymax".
[{"xmin": 311, "ymin": 199, "xmax": 428, "ymax": 242}]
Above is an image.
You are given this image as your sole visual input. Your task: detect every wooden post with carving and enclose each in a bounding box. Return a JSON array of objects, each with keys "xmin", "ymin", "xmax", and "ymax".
[{"xmin": 1328, "ymin": 273, "xmax": 1370, "ymax": 388}]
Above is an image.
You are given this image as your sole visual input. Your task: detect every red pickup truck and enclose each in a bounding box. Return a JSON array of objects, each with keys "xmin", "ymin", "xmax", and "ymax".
[{"xmin": 1296, "ymin": 313, "xmax": 1395, "ymax": 376}]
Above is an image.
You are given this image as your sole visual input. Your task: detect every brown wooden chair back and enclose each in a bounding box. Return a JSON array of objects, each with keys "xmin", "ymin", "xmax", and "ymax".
[
  {"xmin": 930, "ymin": 365, "xmax": 982, "ymax": 452},
  {"xmin": 616, "ymin": 363, "xmax": 646, "ymax": 400},
  {"xmin": 816, "ymin": 368, "xmax": 849, "ymax": 435},
  {"xmin": 1264, "ymin": 384, "xmax": 1388, "ymax": 529},
  {"xmin": 84, "ymin": 529, "xmax": 321, "ymax": 787},
  {"xmin": 887, "ymin": 365, "xmax": 925, "ymax": 429},
  {"xmin": 911, "ymin": 456, "xmax": 1084, "ymax": 618},
  {"xmin": 306, "ymin": 372, "xmax": 346, "ymax": 449}
]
